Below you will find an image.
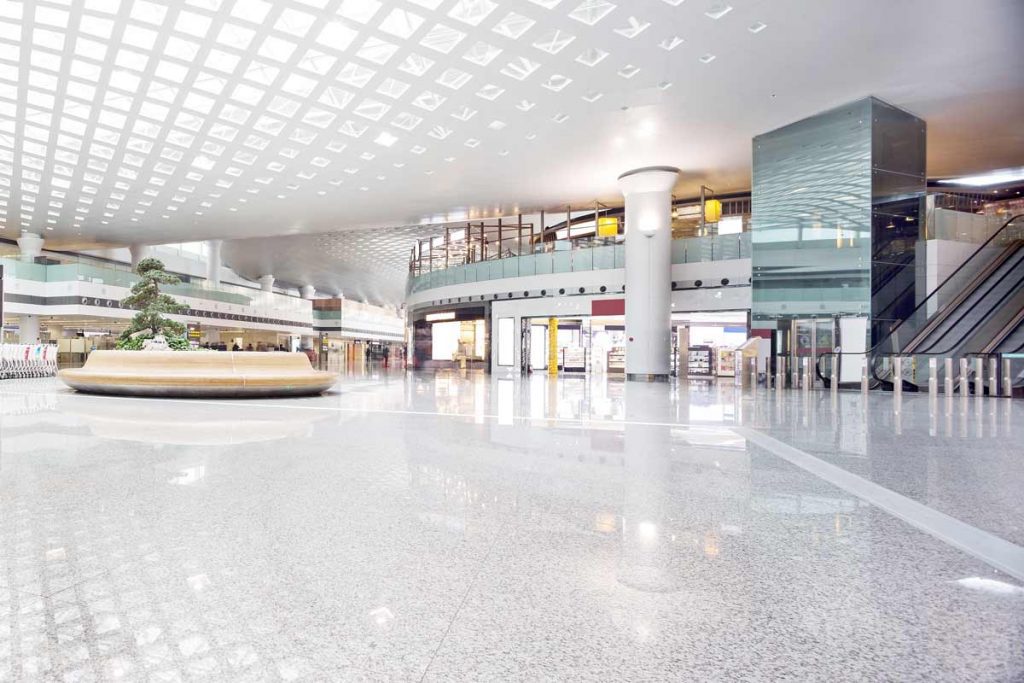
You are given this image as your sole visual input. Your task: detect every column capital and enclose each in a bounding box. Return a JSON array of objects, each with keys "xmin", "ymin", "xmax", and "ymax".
[
  {"xmin": 17, "ymin": 231, "xmax": 44, "ymax": 262},
  {"xmin": 617, "ymin": 166, "xmax": 680, "ymax": 195}
]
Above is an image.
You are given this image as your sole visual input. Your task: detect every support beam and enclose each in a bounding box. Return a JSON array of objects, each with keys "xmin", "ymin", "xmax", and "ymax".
[
  {"xmin": 206, "ymin": 239, "xmax": 222, "ymax": 287},
  {"xmin": 129, "ymin": 244, "xmax": 152, "ymax": 268},
  {"xmin": 618, "ymin": 166, "xmax": 680, "ymax": 381}
]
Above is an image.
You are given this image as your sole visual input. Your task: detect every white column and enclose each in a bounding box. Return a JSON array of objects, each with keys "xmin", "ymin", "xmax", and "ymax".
[
  {"xmin": 19, "ymin": 314, "xmax": 40, "ymax": 344},
  {"xmin": 300, "ymin": 285, "xmax": 316, "ymax": 300},
  {"xmin": 129, "ymin": 244, "xmax": 152, "ymax": 268},
  {"xmin": 618, "ymin": 166, "xmax": 679, "ymax": 381},
  {"xmin": 259, "ymin": 274, "xmax": 275, "ymax": 292},
  {"xmin": 206, "ymin": 239, "xmax": 222, "ymax": 287},
  {"xmin": 17, "ymin": 231, "xmax": 44, "ymax": 262}
]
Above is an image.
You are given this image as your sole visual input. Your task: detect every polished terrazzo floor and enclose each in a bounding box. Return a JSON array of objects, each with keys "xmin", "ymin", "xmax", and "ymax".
[{"xmin": 1, "ymin": 369, "xmax": 1022, "ymax": 681}]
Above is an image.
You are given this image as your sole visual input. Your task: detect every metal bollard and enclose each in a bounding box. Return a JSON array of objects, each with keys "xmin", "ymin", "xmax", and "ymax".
[
  {"xmin": 749, "ymin": 357, "xmax": 758, "ymax": 389},
  {"xmin": 861, "ymin": 363, "xmax": 869, "ymax": 394},
  {"xmin": 831, "ymin": 355, "xmax": 839, "ymax": 394},
  {"xmin": 959, "ymin": 358, "xmax": 970, "ymax": 395},
  {"xmin": 928, "ymin": 357, "xmax": 938, "ymax": 397},
  {"xmin": 792, "ymin": 359, "xmax": 800, "ymax": 390},
  {"xmin": 802, "ymin": 357, "xmax": 811, "ymax": 392},
  {"xmin": 944, "ymin": 358, "xmax": 954, "ymax": 396},
  {"xmin": 989, "ymin": 357, "xmax": 998, "ymax": 398},
  {"xmin": 1003, "ymin": 358, "xmax": 1013, "ymax": 398},
  {"xmin": 777, "ymin": 357, "xmax": 786, "ymax": 391},
  {"xmin": 973, "ymin": 357, "xmax": 984, "ymax": 397},
  {"xmin": 893, "ymin": 356, "xmax": 903, "ymax": 399}
]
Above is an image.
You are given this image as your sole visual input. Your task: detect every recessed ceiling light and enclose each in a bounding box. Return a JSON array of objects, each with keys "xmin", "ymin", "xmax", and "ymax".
[{"xmin": 705, "ymin": 5, "xmax": 733, "ymax": 20}]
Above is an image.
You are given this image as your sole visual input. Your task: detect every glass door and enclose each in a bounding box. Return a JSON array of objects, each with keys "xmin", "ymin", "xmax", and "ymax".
[{"xmin": 791, "ymin": 318, "xmax": 837, "ymax": 387}]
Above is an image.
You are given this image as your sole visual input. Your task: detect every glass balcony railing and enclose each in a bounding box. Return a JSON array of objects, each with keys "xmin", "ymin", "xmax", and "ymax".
[
  {"xmin": 407, "ymin": 232, "xmax": 751, "ymax": 294},
  {"xmin": 1, "ymin": 256, "xmax": 253, "ymax": 306}
]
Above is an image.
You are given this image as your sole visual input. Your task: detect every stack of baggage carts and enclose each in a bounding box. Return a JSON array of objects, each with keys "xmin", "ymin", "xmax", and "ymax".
[{"xmin": 0, "ymin": 343, "xmax": 59, "ymax": 379}]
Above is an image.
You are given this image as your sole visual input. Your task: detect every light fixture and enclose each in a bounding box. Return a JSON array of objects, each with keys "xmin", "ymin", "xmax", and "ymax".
[{"xmin": 937, "ymin": 167, "xmax": 1024, "ymax": 187}]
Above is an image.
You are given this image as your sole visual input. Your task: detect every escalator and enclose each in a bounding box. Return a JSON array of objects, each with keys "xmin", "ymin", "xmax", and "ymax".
[
  {"xmin": 816, "ymin": 214, "xmax": 1024, "ymax": 391},
  {"xmin": 900, "ymin": 243, "xmax": 1024, "ymax": 356},
  {"xmin": 993, "ymin": 315, "xmax": 1024, "ymax": 353}
]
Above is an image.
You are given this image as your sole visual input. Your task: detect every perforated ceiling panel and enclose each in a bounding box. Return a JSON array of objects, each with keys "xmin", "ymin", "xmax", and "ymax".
[
  {"xmin": 0, "ymin": 0, "xmax": 1020, "ymax": 290},
  {"xmin": 2, "ymin": 0, "xmax": 757, "ymax": 243}
]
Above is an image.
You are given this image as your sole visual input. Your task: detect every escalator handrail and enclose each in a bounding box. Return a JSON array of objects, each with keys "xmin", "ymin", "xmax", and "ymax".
[{"xmin": 911, "ymin": 245, "xmax": 1024, "ymax": 356}]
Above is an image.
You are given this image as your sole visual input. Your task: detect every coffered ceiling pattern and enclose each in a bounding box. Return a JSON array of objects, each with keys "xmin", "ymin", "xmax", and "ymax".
[
  {"xmin": 0, "ymin": 0, "xmax": 765, "ymax": 242},
  {"xmin": 0, "ymin": 0, "xmax": 1021, "ymax": 303}
]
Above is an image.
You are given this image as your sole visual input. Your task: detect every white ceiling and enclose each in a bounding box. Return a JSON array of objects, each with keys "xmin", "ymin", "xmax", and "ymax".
[{"xmin": 0, "ymin": 0, "xmax": 1022, "ymax": 300}]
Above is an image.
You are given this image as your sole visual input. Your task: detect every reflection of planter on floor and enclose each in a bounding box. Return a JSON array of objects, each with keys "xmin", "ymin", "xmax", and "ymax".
[
  {"xmin": 61, "ymin": 397, "xmax": 330, "ymax": 444},
  {"xmin": 59, "ymin": 351, "xmax": 337, "ymax": 398}
]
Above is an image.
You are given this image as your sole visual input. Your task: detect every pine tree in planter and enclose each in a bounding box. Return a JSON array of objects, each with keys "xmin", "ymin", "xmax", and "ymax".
[{"xmin": 116, "ymin": 257, "xmax": 191, "ymax": 350}]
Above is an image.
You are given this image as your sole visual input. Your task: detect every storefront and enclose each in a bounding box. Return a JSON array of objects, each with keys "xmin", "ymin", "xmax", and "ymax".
[
  {"xmin": 513, "ymin": 309, "xmax": 750, "ymax": 377},
  {"xmin": 411, "ymin": 304, "xmax": 489, "ymax": 370}
]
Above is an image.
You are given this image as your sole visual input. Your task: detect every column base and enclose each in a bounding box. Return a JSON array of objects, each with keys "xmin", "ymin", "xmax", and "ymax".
[{"xmin": 626, "ymin": 373, "xmax": 669, "ymax": 382}]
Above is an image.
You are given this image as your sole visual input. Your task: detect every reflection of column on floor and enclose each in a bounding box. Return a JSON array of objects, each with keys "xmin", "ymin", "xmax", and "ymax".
[
  {"xmin": 546, "ymin": 374, "xmax": 558, "ymax": 422},
  {"xmin": 618, "ymin": 383, "xmax": 679, "ymax": 593}
]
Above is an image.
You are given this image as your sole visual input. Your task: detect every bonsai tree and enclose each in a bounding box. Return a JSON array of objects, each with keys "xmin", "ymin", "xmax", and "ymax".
[{"xmin": 116, "ymin": 257, "xmax": 191, "ymax": 350}]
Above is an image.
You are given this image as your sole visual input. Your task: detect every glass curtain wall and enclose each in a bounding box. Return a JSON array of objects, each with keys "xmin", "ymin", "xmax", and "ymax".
[{"xmin": 751, "ymin": 96, "xmax": 926, "ymax": 350}]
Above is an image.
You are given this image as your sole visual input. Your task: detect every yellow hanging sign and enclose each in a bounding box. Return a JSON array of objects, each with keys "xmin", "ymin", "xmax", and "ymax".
[
  {"xmin": 704, "ymin": 199, "xmax": 722, "ymax": 224},
  {"xmin": 597, "ymin": 216, "xmax": 619, "ymax": 237}
]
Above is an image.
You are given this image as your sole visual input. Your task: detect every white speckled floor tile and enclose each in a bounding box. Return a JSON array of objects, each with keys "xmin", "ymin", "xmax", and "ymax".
[{"xmin": 1, "ymin": 372, "xmax": 1022, "ymax": 681}]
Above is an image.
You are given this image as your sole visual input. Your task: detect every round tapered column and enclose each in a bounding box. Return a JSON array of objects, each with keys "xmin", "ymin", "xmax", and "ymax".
[
  {"xmin": 206, "ymin": 240, "xmax": 222, "ymax": 287},
  {"xmin": 129, "ymin": 244, "xmax": 152, "ymax": 268},
  {"xmin": 618, "ymin": 166, "xmax": 679, "ymax": 381}
]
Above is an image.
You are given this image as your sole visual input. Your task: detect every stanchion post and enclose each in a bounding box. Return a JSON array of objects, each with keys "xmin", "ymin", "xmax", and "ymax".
[
  {"xmin": 861, "ymin": 361, "xmax": 869, "ymax": 394},
  {"xmin": 973, "ymin": 357, "xmax": 984, "ymax": 397},
  {"xmin": 749, "ymin": 357, "xmax": 758, "ymax": 389},
  {"xmin": 1003, "ymin": 358, "xmax": 1013, "ymax": 398},
  {"xmin": 831, "ymin": 355, "xmax": 838, "ymax": 394},
  {"xmin": 988, "ymin": 357, "xmax": 998, "ymax": 397},
  {"xmin": 959, "ymin": 358, "xmax": 969, "ymax": 396},
  {"xmin": 893, "ymin": 356, "xmax": 903, "ymax": 400},
  {"xmin": 944, "ymin": 358, "xmax": 954, "ymax": 395},
  {"xmin": 777, "ymin": 356, "xmax": 786, "ymax": 392},
  {"xmin": 928, "ymin": 357, "xmax": 938, "ymax": 398},
  {"xmin": 802, "ymin": 357, "xmax": 811, "ymax": 392}
]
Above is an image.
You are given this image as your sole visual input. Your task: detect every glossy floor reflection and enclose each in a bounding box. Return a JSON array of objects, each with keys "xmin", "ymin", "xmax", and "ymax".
[{"xmin": 1, "ymin": 371, "xmax": 1022, "ymax": 681}]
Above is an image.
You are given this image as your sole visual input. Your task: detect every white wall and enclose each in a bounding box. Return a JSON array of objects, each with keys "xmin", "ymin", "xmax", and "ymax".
[{"xmin": 407, "ymin": 259, "xmax": 751, "ymax": 308}]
